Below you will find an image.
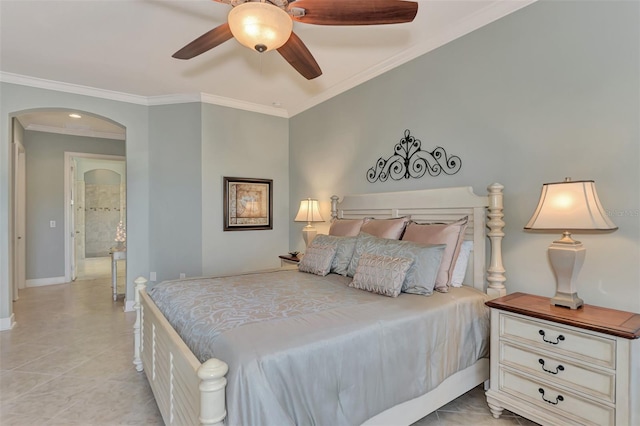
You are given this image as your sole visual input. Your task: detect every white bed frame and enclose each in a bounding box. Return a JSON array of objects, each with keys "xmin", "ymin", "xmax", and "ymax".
[{"xmin": 133, "ymin": 183, "xmax": 506, "ymax": 426}]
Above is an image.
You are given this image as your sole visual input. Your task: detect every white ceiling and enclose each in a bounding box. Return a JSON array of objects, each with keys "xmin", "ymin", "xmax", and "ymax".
[{"xmin": 1, "ymin": 0, "xmax": 535, "ymax": 134}]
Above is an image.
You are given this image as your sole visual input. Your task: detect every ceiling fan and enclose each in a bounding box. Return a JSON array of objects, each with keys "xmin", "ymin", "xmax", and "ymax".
[{"xmin": 172, "ymin": 0, "xmax": 418, "ymax": 80}]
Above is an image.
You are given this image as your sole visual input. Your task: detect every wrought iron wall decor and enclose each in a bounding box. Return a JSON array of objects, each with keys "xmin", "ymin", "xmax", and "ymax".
[{"xmin": 366, "ymin": 129, "xmax": 462, "ymax": 183}]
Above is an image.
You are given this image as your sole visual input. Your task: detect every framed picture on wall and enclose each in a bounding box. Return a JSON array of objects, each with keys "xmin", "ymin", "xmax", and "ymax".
[{"xmin": 223, "ymin": 177, "xmax": 273, "ymax": 231}]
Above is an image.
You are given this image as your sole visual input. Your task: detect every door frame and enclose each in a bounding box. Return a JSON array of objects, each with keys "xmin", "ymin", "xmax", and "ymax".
[
  {"xmin": 64, "ymin": 152, "xmax": 126, "ymax": 282},
  {"xmin": 12, "ymin": 139, "xmax": 26, "ymax": 300}
]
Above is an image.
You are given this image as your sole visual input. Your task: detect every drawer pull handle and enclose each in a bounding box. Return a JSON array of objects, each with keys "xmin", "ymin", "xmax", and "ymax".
[
  {"xmin": 538, "ymin": 388, "xmax": 564, "ymax": 405},
  {"xmin": 538, "ymin": 329, "xmax": 565, "ymax": 344},
  {"xmin": 538, "ymin": 358, "xmax": 565, "ymax": 374}
]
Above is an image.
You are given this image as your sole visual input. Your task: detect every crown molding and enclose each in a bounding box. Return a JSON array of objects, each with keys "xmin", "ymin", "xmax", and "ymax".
[
  {"xmin": 0, "ymin": 72, "xmax": 149, "ymax": 105},
  {"xmin": 23, "ymin": 123, "xmax": 126, "ymax": 141},
  {"xmin": 200, "ymin": 93, "xmax": 289, "ymax": 118},
  {"xmin": 1, "ymin": 72, "xmax": 290, "ymax": 118}
]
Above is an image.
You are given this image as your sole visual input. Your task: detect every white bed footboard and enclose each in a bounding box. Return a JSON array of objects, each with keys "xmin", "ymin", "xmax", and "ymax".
[{"xmin": 134, "ymin": 277, "xmax": 228, "ymax": 426}]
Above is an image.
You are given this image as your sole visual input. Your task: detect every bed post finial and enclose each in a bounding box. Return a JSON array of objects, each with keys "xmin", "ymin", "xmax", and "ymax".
[
  {"xmin": 330, "ymin": 195, "xmax": 339, "ymax": 221},
  {"xmin": 486, "ymin": 183, "xmax": 506, "ymax": 299},
  {"xmin": 133, "ymin": 276, "xmax": 148, "ymax": 372},
  {"xmin": 198, "ymin": 358, "xmax": 229, "ymax": 426}
]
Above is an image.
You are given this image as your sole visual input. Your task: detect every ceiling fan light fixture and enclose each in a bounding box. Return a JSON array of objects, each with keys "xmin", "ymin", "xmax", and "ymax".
[{"xmin": 228, "ymin": 2, "xmax": 293, "ymax": 53}]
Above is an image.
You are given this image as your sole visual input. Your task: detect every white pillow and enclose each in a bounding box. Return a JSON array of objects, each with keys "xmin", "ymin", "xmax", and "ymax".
[{"xmin": 450, "ymin": 240, "xmax": 473, "ymax": 287}]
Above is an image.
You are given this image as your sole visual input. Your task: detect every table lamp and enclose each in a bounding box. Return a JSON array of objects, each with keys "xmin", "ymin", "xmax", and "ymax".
[
  {"xmin": 524, "ymin": 178, "xmax": 617, "ymax": 309},
  {"xmin": 294, "ymin": 198, "xmax": 324, "ymax": 247}
]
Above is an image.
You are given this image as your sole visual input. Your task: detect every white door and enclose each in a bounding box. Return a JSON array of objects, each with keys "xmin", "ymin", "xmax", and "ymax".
[
  {"xmin": 13, "ymin": 140, "xmax": 26, "ymax": 299},
  {"xmin": 70, "ymin": 159, "xmax": 77, "ymax": 281}
]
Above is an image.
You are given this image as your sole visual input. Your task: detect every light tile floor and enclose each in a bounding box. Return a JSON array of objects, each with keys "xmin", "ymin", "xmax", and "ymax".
[{"xmin": 1, "ymin": 276, "xmax": 539, "ymax": 426}]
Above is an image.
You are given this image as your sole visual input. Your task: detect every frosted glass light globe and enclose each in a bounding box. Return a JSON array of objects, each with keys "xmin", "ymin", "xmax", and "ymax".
[{"xmin": 228, "ymin": 2, "xmax": 293, "ymax": 53}]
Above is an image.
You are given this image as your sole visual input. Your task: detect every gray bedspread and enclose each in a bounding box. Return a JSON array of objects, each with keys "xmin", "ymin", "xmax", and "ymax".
[{"xmin": 148, "ymin": 270, "xmax": 490, "ymax": 426}]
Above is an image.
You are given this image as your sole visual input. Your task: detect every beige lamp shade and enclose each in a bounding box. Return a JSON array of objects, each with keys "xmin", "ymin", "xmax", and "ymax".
[
  {"xmin": 524, "ymin": 178, "xmax": 617, "ymax": 309},
  {"xmin": 524, "ymin": 179, "xmax": 617, "ymax": 231},
  {"xmin": 294, "ymin": 198, "xmax": 324, "ymax": 247},
  {"xmin": 294, "ymin": 199, "xmax": 324, "ymax": 224},
  {"xmin": 228, "ymin": 2, "xmax": 293, "ymax": 53}
]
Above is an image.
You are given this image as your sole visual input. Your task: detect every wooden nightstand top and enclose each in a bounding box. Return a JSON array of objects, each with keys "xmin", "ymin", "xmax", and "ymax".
[
  {"xmin": 486, "ymin": 292, "xmax": 640, "ymax": 340},
  {"xmin": 278, "ymin": 254, "xmax": 301, "ymax": 263}
]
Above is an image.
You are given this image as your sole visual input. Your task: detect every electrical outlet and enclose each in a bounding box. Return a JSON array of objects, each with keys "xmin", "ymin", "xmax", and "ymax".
[
  {"xmin": 150, "ymin": 272, "xmax": 157, "ymax": 281},
  {"xmin": 179, "ymin": 273, "xmax": 186, "ymax": 279},
  {"xmin": 49, "ymin": 220, "xmax": 56, "ymax": 228}
]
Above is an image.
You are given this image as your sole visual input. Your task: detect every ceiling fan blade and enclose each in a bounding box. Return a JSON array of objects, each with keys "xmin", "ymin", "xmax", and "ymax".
[
  {"xmin": 172, "ymin": 23, "xmax": 234, "ymax": 59},
  {"xmin": 289, "ymin": 0, "xmax": 418, "ymax": 25},
  {"xmin": 277, "ymin": 32, "xmax": 322, "ymax": 80}
]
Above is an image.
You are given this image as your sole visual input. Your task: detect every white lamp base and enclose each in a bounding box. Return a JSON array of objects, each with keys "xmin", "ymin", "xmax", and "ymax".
[
  {"xmin": 302, "ymin": 225, "xmax": 317, "ymax": 247},
  {"xmin": 548, "ymin": 234, "xmax": 585, "ymax": 309}
]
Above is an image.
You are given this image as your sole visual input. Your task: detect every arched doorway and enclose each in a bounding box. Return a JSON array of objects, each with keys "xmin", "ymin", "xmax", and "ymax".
[
  {"xmin": 67, "ymin": 156, "xmax": 126, "ymax": 281},
  {"xmin": 10, "ymin": 108, "xmax": 126, "ymax": 301}
]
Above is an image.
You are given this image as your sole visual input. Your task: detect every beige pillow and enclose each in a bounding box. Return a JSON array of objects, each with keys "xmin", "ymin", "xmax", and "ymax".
[
  {"xmin": 401, "ymin": 216, "xmax": 468, "ymax": 291},
  {"xmin": 329, "ymin": 218, "xmax": 369, "ymax": 237},
  {"xmin": 298, "ymin": 244, "xmax": 337, "ymax": 276},
  {"xmin": 360, "ymin": 216, "xmax": 410, "ymax": 239},
  {"xmin": 350, "ymin": 253, "xmax": 414, "ymax": 297}
]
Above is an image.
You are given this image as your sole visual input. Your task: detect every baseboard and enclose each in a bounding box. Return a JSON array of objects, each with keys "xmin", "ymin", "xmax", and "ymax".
[
  {"xmin": 124, "ymin": 300, "xmax": 135, "ymax": 312},
  {"xmin": 26, "ymin": 276, "xmax": 67, "ymax": 287},
  {"xmin": 0, "ymin": 313, "xmax": 16, "ymax": 331}
]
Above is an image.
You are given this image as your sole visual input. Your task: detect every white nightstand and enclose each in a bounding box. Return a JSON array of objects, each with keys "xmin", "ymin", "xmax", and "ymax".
[{"xmin": 485, "ymin": 293, "xmax": 639, "ymax": 426}]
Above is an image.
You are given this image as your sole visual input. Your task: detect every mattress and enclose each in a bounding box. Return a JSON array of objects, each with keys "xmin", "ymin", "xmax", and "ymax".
[{"xmin": 148, "ymin": 269, "xmax": 490, "ymax": 426}]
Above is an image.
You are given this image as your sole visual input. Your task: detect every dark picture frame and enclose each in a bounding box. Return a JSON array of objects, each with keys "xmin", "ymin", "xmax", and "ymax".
[{"xmin": 223, "ymin": 177, "xmax": 273, "ymax": 231}]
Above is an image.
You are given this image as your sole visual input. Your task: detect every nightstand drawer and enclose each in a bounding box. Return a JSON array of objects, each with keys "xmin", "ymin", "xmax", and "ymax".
[
  {"xmin": 500, "ymin": 313, "xmax": 616, "ymax": 368},
  {"xmin": 500, "ymin": 368, "xmax": 615, "ymax": 426},
  {"xmin": 500, "ymin": 342, "xmax": 615, "ymax": 403}
]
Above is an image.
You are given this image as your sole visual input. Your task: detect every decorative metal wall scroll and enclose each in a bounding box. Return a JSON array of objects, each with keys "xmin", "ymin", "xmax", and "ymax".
[{"xmin": 366, "ymin": 129, "xmax": 462, "ymax": 183}]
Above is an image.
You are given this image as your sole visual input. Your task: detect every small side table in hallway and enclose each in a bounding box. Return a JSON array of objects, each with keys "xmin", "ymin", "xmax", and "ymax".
[{"xmin": 110, "ymin": 248, "xmax": 126, "ymax": 301}]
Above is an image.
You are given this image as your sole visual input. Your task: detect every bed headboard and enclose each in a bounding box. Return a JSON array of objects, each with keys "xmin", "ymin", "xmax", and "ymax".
[{"xmin": 330, "ymin": 183, "xmax": 506, "ymax": 298}]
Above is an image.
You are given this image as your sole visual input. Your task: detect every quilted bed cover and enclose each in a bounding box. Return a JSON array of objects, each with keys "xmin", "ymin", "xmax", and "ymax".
[{"xmin": 148, "ymin": 270, "xmax": 490, "ymax": 426}]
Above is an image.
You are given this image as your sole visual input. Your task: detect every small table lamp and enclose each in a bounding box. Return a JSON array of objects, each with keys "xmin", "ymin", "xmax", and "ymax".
[
  {"xmin": 524, "ymin": 178, "xmax": 617, "ymax": 309},
  {"xmin": 294, "ymin": 198, "xmax": 324, "ymax": 247}
]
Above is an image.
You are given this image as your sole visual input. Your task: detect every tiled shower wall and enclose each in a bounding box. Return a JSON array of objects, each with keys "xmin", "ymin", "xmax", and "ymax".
[{"xmin": 85, "ymin": 183, "xmax": 121, "ymax": 257}]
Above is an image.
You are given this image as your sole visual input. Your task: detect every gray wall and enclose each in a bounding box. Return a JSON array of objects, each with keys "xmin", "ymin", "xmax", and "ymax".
[
  {"xmin": 200, "ymin": 104, "xmax": 290, "ymax": 276},
  {"xmin": 289, "ymin": 1, "xmax": 640, "ymax": 312},
  {"xmin": 148, "ymin": 103, "xmax": 203, "ymax": 281},
  {"xmin": 23, "ymin": 131, "xmax": 125, "ymax": 279}
]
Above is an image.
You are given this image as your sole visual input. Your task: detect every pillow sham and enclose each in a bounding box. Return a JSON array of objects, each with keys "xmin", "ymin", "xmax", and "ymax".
[
  {"xmin": 360, "ymin": 216, "xmax": 411, "ymax": 240},
  {"xmin": 350, "ymin": 253, "xmax": 414, "ymax": 297},
  {"xmin": 329, "ymin": 218, "xmax": 369, "ymax": 237},
  {"xmin": 450, "ymin": 240, "xmax": 473, "ymax": 287},
  {"xmin": 347, "ymin": 232, "xmax": 445, "ymax": 295},
  {"xmin": 401, "ymin": 216, "xmax": 468, "ymax": 292},
  {"xmin": 298, "ymin": 244, "xmax": 337, "ymax": 276},
  {"xmin": 310, "ymin": 234, "xmax": 357, "ymax": 276}
]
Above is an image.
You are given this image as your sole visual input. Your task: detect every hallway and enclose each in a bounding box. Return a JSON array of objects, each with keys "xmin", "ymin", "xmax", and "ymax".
[{"xmin": 0, "ymin": 276, "xmax": 162, "ymax": 425}]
